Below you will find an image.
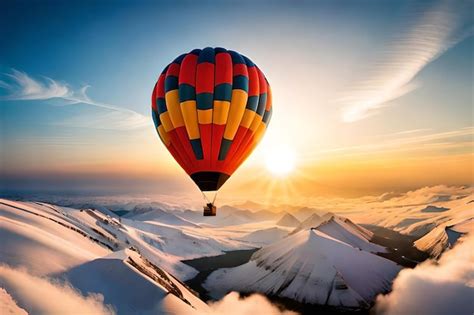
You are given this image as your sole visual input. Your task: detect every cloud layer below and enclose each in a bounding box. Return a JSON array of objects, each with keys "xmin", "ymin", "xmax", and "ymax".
[
  {"xmin": 0, "ymin": 264, "xmax": 114, "ymax": 315},
  {"xmin": 204, "ymin": 292, "xmax": 297, "ymax": 315},
  {"xmin": 375, "ymin": 234, "xmax": 474, "ymax": 315}
]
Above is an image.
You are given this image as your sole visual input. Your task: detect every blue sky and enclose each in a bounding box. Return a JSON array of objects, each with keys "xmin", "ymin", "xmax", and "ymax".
[{"xmin": 1, "ymin": 0, "xmax": 472, "ymax": 199}]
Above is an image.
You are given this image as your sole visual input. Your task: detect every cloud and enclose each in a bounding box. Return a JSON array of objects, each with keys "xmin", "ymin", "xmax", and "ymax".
[
  {"xmin": 205, "ymin": 292, "xmax": 298, "ymax": 315},
  {"xmin": 0, "ymin": 69, "xmax": 151, "ymax": 130},
  {"xmin": 163, "ymin": 292, "xmax": 298, "ymax": 315},
  {"xmin": 339, "ymin": 0, "xmax": 473, "ymax": 122},
  {"xmin": 374, "ymin": 234, "xmax": 474, "ymax": 315},
  {"xmin": 376, "ymin": 184, "xmax": 474, "ymax": 207},
  {"xmin": 318, "ymin": 126, "xmax": 473, "ymax": 157},
  {"xmin": 0, "ymin": 288, "xmax": 28, "ymax": 315},
  {"xmin": 0, "ymin": 69, "xmax": 70, "ymax": 100},
  {"xmin": 0, "ymin": 264, "xmax": 115, "ymax": 315}
]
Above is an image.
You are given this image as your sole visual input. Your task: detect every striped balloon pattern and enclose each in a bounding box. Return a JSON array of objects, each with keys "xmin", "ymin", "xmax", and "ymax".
[{"xmin": 151, "ymin": 47, "xmax": 272, "ymax": 191}]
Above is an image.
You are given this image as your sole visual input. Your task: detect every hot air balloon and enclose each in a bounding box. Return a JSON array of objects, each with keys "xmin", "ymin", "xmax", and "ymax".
[{"xmin": 151, "ymin": 47, "xmax": 272, "ymax": 216}]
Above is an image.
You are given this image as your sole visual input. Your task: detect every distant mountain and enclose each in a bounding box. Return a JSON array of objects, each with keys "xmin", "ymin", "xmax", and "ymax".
[
  {"xmin": 178, "ymin": 208, "xmax": 254, "ymax": 226},
  {"xmin": 291, "ymin": 213, "xmax": 323, "ymax": 233},
  {"xmin": 177, "ymin": 205, "xmax": 278, "ymax": 226},
  {"xmin": 123, "ymin": 207, "xmax": 198, "ymax": 227},
  {"xmin": 352, "ymin": 190, "xmax": 473, "ymax": 238},
  {"xmin": 252, "ymin": 209, "xmax": 278, "ymax": 221},
  {"xmin": 291, "ymin": 212, "xmax": 338, "ymax": 233},
  {"xmin": 276, "ymin": 212, "xmax": 300, "ymax": 227},
  {"xmin": 232, "ymin": 200, "xmax": 268, "ymax": 211},
  {"xmin": 238, "ymin": 227, "xmax": 289, "ymax": 246},
  {"xmin": 420, "ymin": 205, "xmax": 450, "ymax": 213},
  {"xmin": 415, "ymin": 217, "xmax": 473, "ymax": 258},
  {"xmin": 232, "ymin": 201, "xmax": 328, "ymax": 219},
  {"xmin": 204, "ymin": 228, "xmax": 400, "ymax": 309},
  {"xmin": 349, "ymin": 191, "xmax": 474, "ymax": 258},
  {"xmin": 293, "ymin": 207, "xmax": 323, "ymax": 221}
]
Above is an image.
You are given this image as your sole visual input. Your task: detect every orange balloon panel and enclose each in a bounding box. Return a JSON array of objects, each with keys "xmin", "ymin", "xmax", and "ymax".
[{"xmin": 151, "ymin": 47, "xmax": 272, "ymax": 191}]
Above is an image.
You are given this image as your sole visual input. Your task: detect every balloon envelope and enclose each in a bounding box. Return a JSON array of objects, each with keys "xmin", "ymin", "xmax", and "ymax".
[{"xmin": 152, "ymin": 47, "xmax": 272, "ymax": 191}]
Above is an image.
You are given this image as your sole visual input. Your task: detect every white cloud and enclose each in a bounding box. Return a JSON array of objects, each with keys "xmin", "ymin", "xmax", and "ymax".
[
  {"xmin": 375, "ymin": 234, "xmax": 474, "ymax": 315},
  {"xmin": 318, "ymin": 126, "xmax": 473, "ymax": 157},
  {"xmin": 339, "ymin": 0, "xmax": 473, "ymax": 122},
  {"xmin": 205, "ymin": 292, "xmax": 297, "ymax": 315},
  {"xmin": 376, "ymin": 184, "xmax": 473, "ymax": 207},
  {"xmin": 0, "ymin": 69, "xmax": 151, "ymax": 130},
  {"xmin": 0, "ymin": 69, "xmax": 70, "ymax": 100},
  {"xmin": 163, "ymin": 292, "xmax": 298, "ymax": 315},
  {"xmin": 0, "ymin": 264, "xmax": 115, "ymax": 315},
  {"xmin": 0, "ymin": 288, "xmax": 28, "ymax": 315}
]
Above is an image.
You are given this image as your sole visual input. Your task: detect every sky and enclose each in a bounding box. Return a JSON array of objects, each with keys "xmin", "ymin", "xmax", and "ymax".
[{"xmin": 1, "ymin": 0, "xmax": 473, "ymax": 205}]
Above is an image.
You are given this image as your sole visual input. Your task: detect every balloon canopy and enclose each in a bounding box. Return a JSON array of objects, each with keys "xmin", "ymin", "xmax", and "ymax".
[{"xmin": 151, "ymin": 47, "xmax": 272, "ymax": 192}]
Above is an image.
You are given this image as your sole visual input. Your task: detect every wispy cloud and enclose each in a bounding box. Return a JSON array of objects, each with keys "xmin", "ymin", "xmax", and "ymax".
[
  {"xmin": 339, "ymin": 0, "xmax": 473, "ymax": 122},
  {"xmin": 0, "ymin": 69, "xmax": 151, "ymax": 130},
  {"xmin": 318, "ymin": 126, "xmax": 473, "ymax": 157},
  {"xmin": 0, "ymin": 69, "xmax": 70, "ymax": 100}
]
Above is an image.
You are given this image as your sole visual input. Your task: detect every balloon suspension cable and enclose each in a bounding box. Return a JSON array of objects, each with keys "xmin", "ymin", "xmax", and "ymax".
[
  {"xmin": 201, "ymin": 191, "xmax": 218, "ymax": 205},
  {"xmin": 201, "ymin": 191, "xmax": 210, "ymax": 204}
]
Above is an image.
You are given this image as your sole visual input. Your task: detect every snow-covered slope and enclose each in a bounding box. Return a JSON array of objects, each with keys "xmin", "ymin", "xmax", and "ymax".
[
  {"xmin": 58, "ymin": 249, "xmax": 208, "ymax": 314},
  {"xmin": 0, "ymin": 200, "xmax": 111, "ymax": 275},
  {"xmin": 0, "ymin": 199, "xmax": 211, "ymax": 314},
  {"xmin": 122, "ymin": 218, "xmax": 251, "ymax": 260},
  {"xmin": 414, "ymin": 217, "xmax": 474, "ymax": 258},
  {"xmin": 204, "ymin": 229, "xmax": 400, "ymax": 309},
  {"xmin": 238, "ymin": 227, "xmax": 289, "ymax": 246},
  {"xmin": 276, "ymin": 212, "xmax": 300, "ymax": 227}
]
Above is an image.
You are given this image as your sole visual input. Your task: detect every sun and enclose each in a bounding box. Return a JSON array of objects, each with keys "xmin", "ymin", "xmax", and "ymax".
[{"xmin": 264, "ymin": 146, "xmax": 297, "ymax": 176}]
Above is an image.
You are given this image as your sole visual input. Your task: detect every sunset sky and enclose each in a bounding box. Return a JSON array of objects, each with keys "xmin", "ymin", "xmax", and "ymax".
[{"xmin": 1, "ymin": 0, "xmax": 472, "ymax": 205}]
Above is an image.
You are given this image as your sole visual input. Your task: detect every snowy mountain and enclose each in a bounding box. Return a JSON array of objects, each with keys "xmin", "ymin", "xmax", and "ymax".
[
  {"xmin": 289, "ymin": 213, "xmax": 385, "ymax": 252},
  {"xmin": 0, "ymin": 199, "xmax": 209, "ymax": 314},
  {"xmin": 315, "ymin": 216, "xmax": 386, "ymax": 253},
  {"xmin": 121, "ymin": 217, "xmax": 253, "ymax": 260},
  {"xmin": 238, "ymin": 227, "xmax": 289, "ymax": 246},
  {"xmin": 291, "ymin": 213, "xmax": 323, "ymax": 233},
  {"xmin": 293, "ymin": 207, "xmax": 322, "ymax": 221},
  {"xmin": 414, "ymin": 217, "xmax": 474, "ymax": 258},
  {"xmin": 276, "ymin": 212, "xmax": 300, "ymax": 227},
  {"xmin": 204, "ymin": 228, "xmax": 400, "ymax": 309}
]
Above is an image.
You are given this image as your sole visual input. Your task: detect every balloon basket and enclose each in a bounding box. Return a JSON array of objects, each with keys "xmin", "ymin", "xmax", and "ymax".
[{"xmin": 203, "ymin": 203, "xmax": 217, "ymax": 216}]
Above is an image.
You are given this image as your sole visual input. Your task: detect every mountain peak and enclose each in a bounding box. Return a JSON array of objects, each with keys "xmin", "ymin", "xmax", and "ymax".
[
  {"xmin": 205, "ymin": 226, "xmax": 400, "ymax": 309},
  {"xmin": 276, "ymin": 212, "xmax": 300, "ymax": 227}
]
